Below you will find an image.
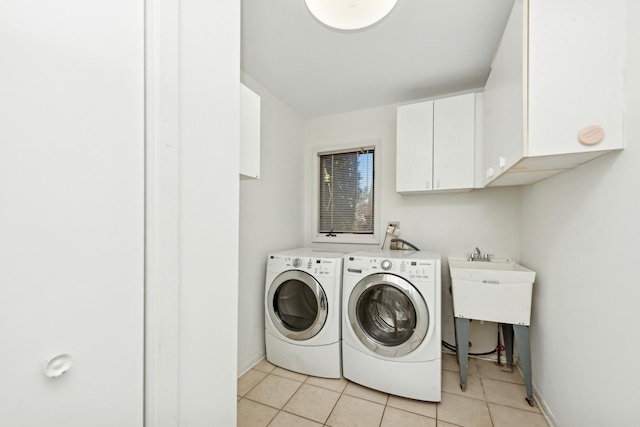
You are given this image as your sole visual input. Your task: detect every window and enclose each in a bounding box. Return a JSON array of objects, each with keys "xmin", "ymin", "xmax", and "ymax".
[{"xmin": 312, "ymin": 142, "xmax": 380, "ymax": 244}]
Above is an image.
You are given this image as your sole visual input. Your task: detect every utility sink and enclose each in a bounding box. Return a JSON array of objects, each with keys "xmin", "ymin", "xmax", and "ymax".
[
  {"xmin": 448, "ymin": 257, "xmax": 536, "ymax": 325},
  {"xmin": 449, "ymin": 258, "xmax": 536, "ymax": 283}
]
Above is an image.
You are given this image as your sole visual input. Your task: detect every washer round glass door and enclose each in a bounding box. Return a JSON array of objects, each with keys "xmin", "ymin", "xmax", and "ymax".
[
  {"xmin": 348, "ymin": 273, "xmax": 429, "ymax": 357},
  {"xmin": 268, "ymin": 270, "xmax": 328, "ymax": 341}
]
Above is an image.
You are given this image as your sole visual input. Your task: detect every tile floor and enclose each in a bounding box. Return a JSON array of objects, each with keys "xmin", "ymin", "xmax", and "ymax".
[{"xmin": 237, "ymin": 353, "xmax": 549, "ymax": 427}]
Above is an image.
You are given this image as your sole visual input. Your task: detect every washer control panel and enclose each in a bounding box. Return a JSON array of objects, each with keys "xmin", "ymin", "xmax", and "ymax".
[{"xmin": 345, "ymin": 255, "xmax": 436, "ymax": 281}]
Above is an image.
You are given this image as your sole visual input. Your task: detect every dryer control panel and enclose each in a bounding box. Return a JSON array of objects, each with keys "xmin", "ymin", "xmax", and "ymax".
[{"xmin": 268, "ymin": 255, "xmax": 341, "ymax": 278}]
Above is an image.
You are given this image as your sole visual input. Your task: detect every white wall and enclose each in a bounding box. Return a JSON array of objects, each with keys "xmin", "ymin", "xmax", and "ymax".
[
  {"xmin": 519, "ymin": 2, "xmax": 640, "ymax": 425},
  {"xmin": 0, "ymin": 0, "xmax": 144, "ymax": 425},
  {"xmin": 238, "ymin": 75, "xmax": 306, "ymax": 375},
  {"xmin": 176, "ymin": 0, "xmax": 240, "ymax": 424},
  {"xmin": 303, "ymin": 105, "xmax": 522, "ymax": 351}
]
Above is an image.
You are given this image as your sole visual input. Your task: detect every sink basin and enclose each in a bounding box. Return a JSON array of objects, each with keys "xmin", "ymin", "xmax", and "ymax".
[
  {"xmin": 448, "ymin": 258, "xmax": 536, "ymax": 283},
  {"xmin": 448, "ymin": 257, "xmax": 536, "ymax": 325}
]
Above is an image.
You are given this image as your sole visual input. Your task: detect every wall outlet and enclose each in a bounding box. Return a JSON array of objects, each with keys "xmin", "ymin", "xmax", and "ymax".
[{"xmin": 386, "ymin": 221, "xmax": 400, "ymax": 235}]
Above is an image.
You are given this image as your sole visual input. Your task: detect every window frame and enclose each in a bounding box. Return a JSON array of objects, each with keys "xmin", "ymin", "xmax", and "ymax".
[{"xmin": 311, "ymin": 141, "xmax": 381, "ymax": 245}]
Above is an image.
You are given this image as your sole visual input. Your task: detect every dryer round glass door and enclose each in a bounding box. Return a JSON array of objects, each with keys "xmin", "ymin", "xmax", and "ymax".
[
  {"xmin": 267, "ymin": 270, "xmax": 328, "ymax": 341},
  {"xmin": 348, "ymin": 273, "xmax": 429, "ymax": 357}
]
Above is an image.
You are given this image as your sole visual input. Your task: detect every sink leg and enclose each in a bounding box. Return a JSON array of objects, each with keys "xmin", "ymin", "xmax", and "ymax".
[
  {"xmin": 454, "ymin": 317, "xmax": 470, "ymax": 392},
  {"xmin": 513, "ymin": 325, "xmax": 535, "ymax": 406},
  {"xmin": 501, "ymin": 323, "xmax": 514, "ymax": 366}
]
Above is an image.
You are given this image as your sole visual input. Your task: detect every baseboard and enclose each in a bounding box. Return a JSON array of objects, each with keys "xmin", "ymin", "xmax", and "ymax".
[
  {"xmin": 237, "ymin": 352, "xmax": 266, "ymax": 378},
  {"xmin": 514, "ymin": 364, "xmax": 557, "ymax": 427},
  {"xmin": 533, "ymin": 383, "xmax": 557, "ymax": 427}
]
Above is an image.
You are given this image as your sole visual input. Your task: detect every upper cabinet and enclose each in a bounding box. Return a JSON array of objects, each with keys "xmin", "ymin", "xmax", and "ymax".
[
  {"xmin": 482, "ymin": 0, "xmax": 625, "ymax": 186},
  {"xmin": 397, "ymin": 93, "xmax": 476, "ymax": 194},
  {"xmin": 240, "ymin": 83, "xmax": 261, "ymax": 179}
]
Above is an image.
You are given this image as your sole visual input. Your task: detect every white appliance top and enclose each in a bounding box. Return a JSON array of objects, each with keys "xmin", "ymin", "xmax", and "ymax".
[
  {"xmin": 269, "ymin": 247, "xmax": 346, "ymax": 260},
  {"xmin": 347, "ymin": 250, "xmax": 441, "ymax": 262}
]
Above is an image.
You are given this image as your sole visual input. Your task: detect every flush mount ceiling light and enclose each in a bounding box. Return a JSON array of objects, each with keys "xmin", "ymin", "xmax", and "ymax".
[{"xmin": 305, "ymin": 0, "xmax": 399, "ymax": 30}]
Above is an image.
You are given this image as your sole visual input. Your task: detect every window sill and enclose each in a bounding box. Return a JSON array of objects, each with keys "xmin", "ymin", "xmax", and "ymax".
[{"xmin": 312, "ymin": 234, "xmax": 379, "ymax": 245}]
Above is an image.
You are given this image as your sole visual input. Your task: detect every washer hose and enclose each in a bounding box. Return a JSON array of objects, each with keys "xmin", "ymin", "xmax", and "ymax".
[{"xmin": 390, "ymin": 238, "xmax": 420, "ymax": 251}]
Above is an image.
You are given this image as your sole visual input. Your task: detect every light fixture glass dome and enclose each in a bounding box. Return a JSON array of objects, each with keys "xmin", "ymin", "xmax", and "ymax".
[{"xmin": 305, "ymin": 0, "xmax": 399, "ymax": 30}]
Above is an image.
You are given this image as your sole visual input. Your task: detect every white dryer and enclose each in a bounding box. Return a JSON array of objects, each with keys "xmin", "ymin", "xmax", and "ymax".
[
  {"xmin": 342, "ymin": 250, "xmax": 442, "ymax": 401},
  {"xmin": 265, "ymin": 248, "xmax": 344, "ymax": 378}
]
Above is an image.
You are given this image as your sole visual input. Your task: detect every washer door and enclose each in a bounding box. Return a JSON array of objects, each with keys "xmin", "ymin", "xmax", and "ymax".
[
  {"xmin": 267, "ymin": 270, "xmax": 328, "ymax": 341},
  {"xmin": 348, "ymin": 273, "xmax": 429, "ymax": 357}
]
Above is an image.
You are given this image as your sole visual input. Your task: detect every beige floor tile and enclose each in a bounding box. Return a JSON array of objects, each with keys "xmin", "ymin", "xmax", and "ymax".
[
  {"xmin": 325, "ymin": 395, "xmax": 385, "ymax": 427},
  {"xmin": 380, "ymin": 406, "xmax": 436, "ymax": 427},
  {"xmin": 489, "ymin": 403, "xmax": 549, "ymax": 427},
  {"xmin": 237, "ymin": 398, "xmax": 278, "ymax": 427},
  {"xmin": 442, "ymin": 352, "xmax": 479, "ymax": 376},
  {"xmin": 436, "ymin": 392, "xmax": 492, "ymax": 427},
  {"xmin": 283, "ymin": 384, "xmax": 340, "ymax": 423},
  {"xmin": 238, "ymin": 369, "xmax": 268, "ymax": 397},
  {"xmin": 441, "ymin": 353, "xmax": 460, "ymax": 373},
  {"xmin": 481, "ymin": 378, "xmax": 539, "ymax": 413},
  {"xmin": 245, "ymin": 374, "xmax": 302, "ymax": 409},
  {"xmin": 442, "ymin": 369, "xmax": 485, "ymax": 401},
  {"xmin": 343, "ymin": 381, "xmax": 389, "ymax": 405},
  {"xmin": 253, "ymin": 358, "xmax": 277, "ymax": 373},
  {"xmin": 305, "ymin": 375, "xmax": 348, "ymax": 393},
  {"xmin": 271, "ymin": 367, "xmax": 309, "ymax": 382},
  {"xmin": 387, "ymin": 394, "xmax": 437, "ymax": 418},
  {"xmin": 466, "ymin": 356, "xmax": 479, "ymax": 376},
  {"xmin": 268, "ymin": 411, "xmax": 323, "ymax": 427},
  {"xmin": 475, "ymin": 359, "xmax": 524, "ymax": 384},
  {"xmin": 441, "ymin": 350, "xmax": 457, "ymax": 358},
  {"xmin": 436, "ymin": 421, "xmax": 462, "ymax": 427}
]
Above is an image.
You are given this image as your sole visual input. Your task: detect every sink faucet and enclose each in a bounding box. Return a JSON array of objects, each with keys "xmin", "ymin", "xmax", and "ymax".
[{"xmin": 469, "ymin": 247, "xmax": 490, "ymax": 261}]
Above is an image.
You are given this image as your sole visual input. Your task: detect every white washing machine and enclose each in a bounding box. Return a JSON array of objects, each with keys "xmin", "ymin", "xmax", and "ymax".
[
  {"xmin": 342, "ymin": 250, "xmax": 442, "ymax": 401},
  {"xmin": 265, "ymin": 248, "xmax": 345, "ymax": 378}
]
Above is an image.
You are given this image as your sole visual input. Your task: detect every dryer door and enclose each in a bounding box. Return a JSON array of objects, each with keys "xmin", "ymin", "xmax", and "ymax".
[
  {"xmin": 348, "ymin": 273, "xmax": 429, "ymax": 357},
  {"xmin": 267, "ymin": 270, "xmax": 328, "ymax": 341}
]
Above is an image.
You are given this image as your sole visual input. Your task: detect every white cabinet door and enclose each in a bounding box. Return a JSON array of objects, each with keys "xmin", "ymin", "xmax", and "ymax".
[
  {"xmin": 482, "ymin": 0, "xmax": 625, "ymax": 186},
  {"xmin": 433, "ymin": 93, "xmax": 475, "ymax": 190},
  {"xmin": 482, "ymin": 0, "xmax": 526, "ymax": 185},
  {"xmin": 0, "ymin": 1, "xmax": 144, "ymax": 425},
  {"xmin": 240, "ymin": 83, "xmax": 261, "ymax": 178},
  {"xmin": 396, "ymin": 101, "xmax": 434, "ymax": 192},
  {"xmin": 397, "ymin": 95, "xmax": 476, "ymax": 194},
  {"xmin": 528, "ymin": 0, "xmax": 625, "ymax": 157}
]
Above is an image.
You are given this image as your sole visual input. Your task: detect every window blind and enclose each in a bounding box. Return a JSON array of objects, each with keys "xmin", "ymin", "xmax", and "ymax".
[{"xmin": 318, "ymin": 148, "xmax": 375, "ymax": 235}]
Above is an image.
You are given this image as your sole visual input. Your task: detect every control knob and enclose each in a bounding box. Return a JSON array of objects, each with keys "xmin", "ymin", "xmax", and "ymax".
[
  {"xmin": 293, "ymin": 258, "xmax": 302, "ymax": 268},
  {"xmin": 381, "ymin": 259, "xmax": 392, "ymax": 271}
]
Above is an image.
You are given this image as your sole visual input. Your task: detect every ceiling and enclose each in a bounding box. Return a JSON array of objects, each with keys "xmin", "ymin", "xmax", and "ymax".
[{"xmin": 241, "ymin": 0, "xmax": 515, "ymax": 119}]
